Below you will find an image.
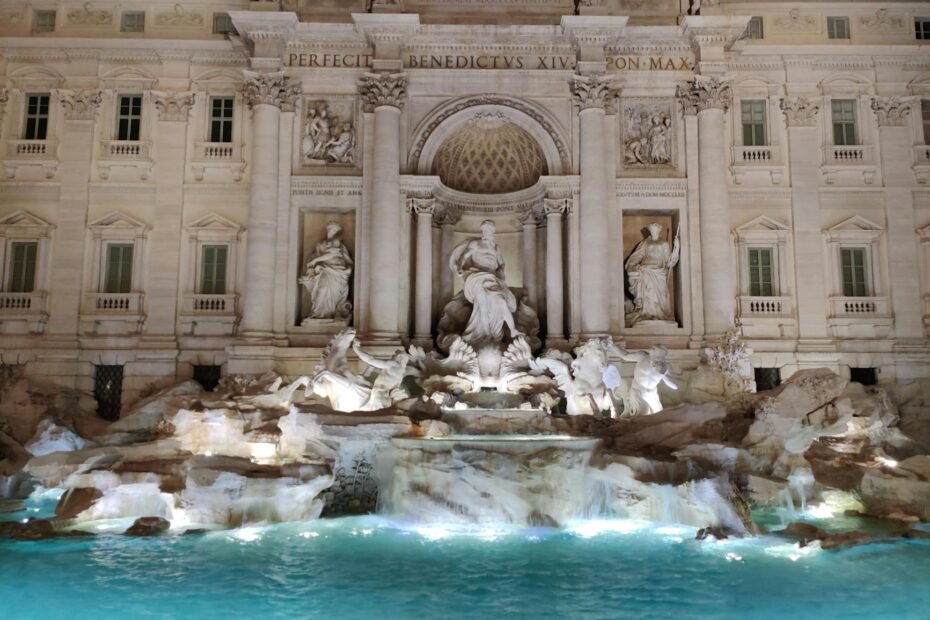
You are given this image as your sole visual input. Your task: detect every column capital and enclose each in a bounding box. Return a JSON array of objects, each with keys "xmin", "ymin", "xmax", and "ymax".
[
  {"xmin": 780, "ymin": 96, "xmax": 820, "ymax": 127},
  {"xmin": 243, "ymin": 70, "xmax": 296, "ymax": 110},
  {"xmin": 677, "ymin": 76, "xmax": 732, "ymax": 115},
  {"xmin": 358, "ymin": 73, "xmax": 407, "ymax": 112},
  {"xmin": 544, "ymin": 197, "xmax": 571, "ymax": 216},
  {"xmin": 571, "ymin": 74, "xmax": 616, "ymax": 111},
  {"xmin": 518, "ymin": 205, "xmax": 545, "ymax": 227},
  {"xmin": 151, "ymin": 91, "xmax": 195, "ymax": 122},
  {"xmin": 57, "ymin": 89, "xmax": 102, "ymax": 121},
  {"xmin": 871, "ymin": 96, "xmax": 912, "ymax": 127},
  {"xmin": 406, "ymin": 196, "xmax": 436, "ymax": 216},
  {"xmin": 434, "ymin": 203, "xmax": 462, "ymax": 227}
]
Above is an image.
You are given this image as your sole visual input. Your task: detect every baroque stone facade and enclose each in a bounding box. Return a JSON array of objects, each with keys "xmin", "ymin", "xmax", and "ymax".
[{"xmin": 2, "ymin": 0, "xmax": 930, "ymax": 412}]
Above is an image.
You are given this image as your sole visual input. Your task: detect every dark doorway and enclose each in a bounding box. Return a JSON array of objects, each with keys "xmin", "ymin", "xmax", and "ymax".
[
  {"xmin": 754, "ymin": 367, "xmax": 781, "ymax": 392},
  {"xmin": 850, "ymin": 367, "xmax": 878, "ymax": 386},
  {"xmin": 193, "ymin": 364, "xmax": 222, "ymax": 392},
  {"xmin": 94, "ymin": 365, "xmax": 124, "ymax": 421}
]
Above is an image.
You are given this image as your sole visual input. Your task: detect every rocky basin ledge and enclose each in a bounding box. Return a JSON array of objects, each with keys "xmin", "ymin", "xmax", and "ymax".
[{"xmin": 1, "ymin": 368, "xmax": 929, "ymax": 547}]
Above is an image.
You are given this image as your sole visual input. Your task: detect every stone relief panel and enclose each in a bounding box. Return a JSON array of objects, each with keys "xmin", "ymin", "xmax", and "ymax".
[
  {"xmin": 299, "ymin": 211, "xmax": 356, "ymax": 327},
  {"xmin": 621, "ymin": 100, "xmax": 674, "ymax": 172},
  {"xmin": 66, "ymin": 3, "xmax": 113, "ymax": 26},
  {"xmin": 154, "ymin": 4, "xmax": 205, "ymax": 27},
  {"xmin": 771, "ymin": 9, "xmax": 820, "ymax": 34},
  {"xmin": 302, "ymin": 99, "xmax": 358, "ymax": 167},
  {"xmin": 859, "ymin": 9, "xmax": 906, "ymax": 33}
]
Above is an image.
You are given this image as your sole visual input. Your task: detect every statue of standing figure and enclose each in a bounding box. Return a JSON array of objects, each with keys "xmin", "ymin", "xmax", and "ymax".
[
  {"xmin": 616, "ymin": 344, "xmax": 678, "ymax": 416},
  {"xmin": 299, "ymin": 222, "xmax": 353, "ymax": 320},
  {"xmin": 625, "ymin": 222, "xmax": 680, "ymax": 326}
]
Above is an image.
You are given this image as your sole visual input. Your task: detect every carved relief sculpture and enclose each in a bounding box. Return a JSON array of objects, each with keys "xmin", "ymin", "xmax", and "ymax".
[
  {"xmin": 357, "ymin": 73, "xmax": 407, "ymax": 111},
  {"xmin": 59, "ymin": 89, "xmax": 102, "ymax": 121},
  {"xmin": 677, "ymin": 77, "xmax": 732, "ymax": 115},
  {"xmin": 67, "ymin": 3, "xmax": 113, "ymax": 26},
  {"xmin": 155, "ymin": 4, "xmax": 205, "ymax": 27},
  {"xmin": 302, "ymin": 101, "xmax": 356, "ymax": 165},
  {"xmin": 860, "ymin": 9, "xmax": 905, "ymax": 32},
  {"xmin": 625, "ymin": 222, "xmax": 680, "ymax": 326},
  {"xmin": 570, "ymin": 74, "xmax": 615, "ymax": 111},
  {"xmin": 243, "ymin": 71, "xmax": 298, "ymax": 110},
  {"xmin": 772, "ymin": 9, "xmax": 819, "ymax": 33},
  {"xmin": 623, "ymin": 102, "xmax": 673, "ymax": 167},
  {"xmin": 299, "ymin": 222, "xmax": 354, "ymax": 321}
]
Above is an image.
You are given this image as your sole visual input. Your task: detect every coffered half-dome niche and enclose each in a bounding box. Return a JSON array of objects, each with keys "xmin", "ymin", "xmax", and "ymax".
[{"xmin": 432, "ymin": 113, "xmax": 548, "ymax": 195}]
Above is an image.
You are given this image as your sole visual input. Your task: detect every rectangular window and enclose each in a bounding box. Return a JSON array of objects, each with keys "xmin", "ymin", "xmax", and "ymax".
[
  {"xmin": 741, "ymin": 100, "xmax": 768, "ymax": 146},
  {"xmin": 104, "ymin": 243, "xmax": 133, "ymax": 294},
  {"xmin": 827, "ymin": 16, "xmax": 850, "ymax": 40},
  {"xmin": 8, "ymin": 242, "xmax": 38, "ymax": 293},
  {"xmin": 121, "ymin": 11, "xmax": 145, "ymax": 33},
  {"xmin": 23, "ymin": 94, "xmax": 50, "ymax": 140},
  {"xmin": 747, "ymin": 16, "xmax": 764, "ymax": 40},
  {"xmin": 32, "ymin": 10, "xmax": 56, "ymax": 33},
  {"xmin": 212, "ymin": 12, "xmax": 235, "ymax": 35},
  {"xmin": 748, "ymin": 247, "xmax": 774, "ymax": 297},
  {"xmin": 208, "ymin": 97, "xmax": 234, "ymax": 143},
  {"xmin": 832, "ymin": 99, "xmax": 858, "ymax": 146},
  {"xmin": 200, "ymin": 245, "xmax": 228, "ymax": 295},
  {"xmin": 917, "ymin": 18, "xmax": 930, "ymax": 40},
  {"xmin": 116, "ymin": 95, "xmax": 143, "ymax": 141},
  {"xmin": 922, "ymin": 100, "xmax": 930, "ymax": 143},
  {"xmin": 841, "ymin": 247, "xmax": 868, "ymax": 297}
]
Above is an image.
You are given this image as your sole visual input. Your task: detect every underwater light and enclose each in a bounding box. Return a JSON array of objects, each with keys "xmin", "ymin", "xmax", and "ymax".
[
  {"xmin": 414, "ymin": 526, "xmax": 452, "ymax": 541},
  {"xmin": 877, "ymin": 456, "xmax": 898, "ymax": 468},
  {"xmin": 231, "ymin": 526, "xmax": 265, "ymax": 543},
  {"xmin": 567, "ymin": 520, "xmax": 647, "ymax": 538}
]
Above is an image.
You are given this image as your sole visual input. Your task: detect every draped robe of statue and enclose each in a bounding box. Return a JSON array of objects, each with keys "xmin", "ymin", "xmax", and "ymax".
[
  {"xmin": 625, "ymin": 225, "xmax": 680, "ymax": 325},
  {"xmin": 300, "ymin": 224, "xmax": 353, "ymax": 320},
  {"xmin": 437, "ymin": 220, "xmax": 540, "ymax": 352}
]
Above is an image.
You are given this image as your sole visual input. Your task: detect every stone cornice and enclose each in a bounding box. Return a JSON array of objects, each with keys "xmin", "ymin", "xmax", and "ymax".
[
  {"xmin": 780, "ymin": 97, "xmax": 820, "ymax": 127},
  {"xmin": 560, "ymin": 16, "xmax": 628, "ymax": 46},
  {"xmin": 58, "ymin": 89, "xmax": 103, "ymax": 121},
  {"xmin": 677, "ymin": 77, "xmax": 732, "ymax": 115},
  {"xmin": 681, "ymin": 16, "xmax": 752, "ymax": 51},
  {"xmin": 358, "ymin": 73, "xmax": 407, "ymax": 112},
  {"xmin": 228, "ymin": 12, "xmax": 298, "ymax": 45},
  {"xmin": 871, "ymin": 96, "xmax": 912, "ymax": 127}
]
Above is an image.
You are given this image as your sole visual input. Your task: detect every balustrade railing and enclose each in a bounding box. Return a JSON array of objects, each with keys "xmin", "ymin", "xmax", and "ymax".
[
  {"xmin": 0, "ymin": 292, "xmax": 46, "ymax": 312},
  {"xmin": 739, "ymin": 296, "xmax": 793, "ymax": 317},
  {"xmin": 102, "ymin": 140, "xmax": 151, "ymax": 160},
  {"xmin": 830, "ymin": 296, "xmax": 889, "ymax": 317},
  {"xmin": 7, "ymin": 139, "xmax": 56, "ymax": 159},
  {"xmin": 823, "ymin": 145, "xmax": 873, "ymax": 164},
  {"xmin": 734, "ymin": 145, "xmax": 779, "ymax": 164},
  {"xmin": 183, "ymin": 293, "xmax": 237, "ymax": 314},
  {"xmin": 85, "ymin": 292, "xmax": 143, "ymax": 313}
]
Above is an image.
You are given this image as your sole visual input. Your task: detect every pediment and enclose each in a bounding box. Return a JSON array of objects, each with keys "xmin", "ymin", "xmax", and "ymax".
[
  {"xmin": 736, "ymin": 215, "xmax": 789, "ymax": 232},
  {"xmin": 100, "ymin": 66, "xmax": 158, "ymax": 90},
  {"xmin": 827, "ymin": 215, "xmax": 882, "ymax": 232},
  {"xmin": 192, "ymin": 69, "xmax": 243, "ymax": 93},
  {"xmin": 9, "ymin": 65, "xmax": 65, "ymax": 89},
  {"xmin": 187, "ymin": 213, "xmax": 242, "ymax": 232},
  {"xmin": 0, "ymin": 210, "xmax": 54, "ymax": 237},
  {"xmin": 88, "ymin": 211, "xmax": 149, "ymax": 232},
  {"xmin": 918, "ymin": 223, "xmax": 930, "ymax": 240}
]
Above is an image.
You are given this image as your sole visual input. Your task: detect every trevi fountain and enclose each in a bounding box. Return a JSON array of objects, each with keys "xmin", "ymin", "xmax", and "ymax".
[{"xmin": 2, "ymin": 220, "xmax": 930, "ymax": 619}]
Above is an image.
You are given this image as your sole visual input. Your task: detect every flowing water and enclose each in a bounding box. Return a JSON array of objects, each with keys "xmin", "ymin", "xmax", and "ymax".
[{"xmin": 2, "ymin": 506, "xmax": 929, "ymax": 620}]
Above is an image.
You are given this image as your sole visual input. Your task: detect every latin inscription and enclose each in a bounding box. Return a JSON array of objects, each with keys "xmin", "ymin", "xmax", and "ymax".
[
  {"xmin": 407, "ymin": 54, "xmax": 575, "ymax": 70},
  {"xmin": 288, "ymin": 53, "xmax": 372, "ymax": 68},
  {"xmin": 608, "ymin": 56, "xmax": 694, "ymax": 71}
]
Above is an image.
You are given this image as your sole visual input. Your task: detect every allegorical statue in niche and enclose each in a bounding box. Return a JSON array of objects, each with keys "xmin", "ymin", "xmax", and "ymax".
[
  {"xmin": 437, "ymin": 220, "xmax": 541, "ymax": 353},
  {"xmin": 625, "ymin": 222, "xmax": 680, "ymax": 326},
  {"xmin": 299, "ymin": 222, "xmax": 353, "ymax": 320},
  {"xmin": 616, "ymin": 344, "xmax": 678, "ymax": 416}
]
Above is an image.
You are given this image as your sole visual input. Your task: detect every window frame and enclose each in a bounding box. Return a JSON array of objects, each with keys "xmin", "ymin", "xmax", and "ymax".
[
  {"xmin": 740, "ymin": 99, "xmax": 768, "ymax": 147},
  {"xmin": 733, "ymin": 217, "xmax": 791, "ymax": 301},
  {"xmin": 208, "ymin": 96, "xmax": 235, "ymax": 144},
  {"xmin": 917, "ymin": 18, "xmax": 930, "ymax": 40},
  {"xmin": 839, "ymin": 246, "xmax": 870, "ymax": 297},
  {"xmin": 103, "ymin": 242, "xmax": 134, "ymax": 294},
  {"xmin": 7, "ymin": 241, "xmax": 39, "ymax": 294},
  {"xmin": 115, "ymin": 93, "xmax": 143, "ymax": 141},
  {"xmin": 747, "ymin": 246, "xmax": 776, "ymax": 297},
  {"xmin": 120, "ymin": 11, "xmax": 146, "ymax": 33},
  {"xmin": 824, "ymin": 217, "xmax": 885, "ymax": 301},
  {"xmin": 212, "ymin": 12, "xmax": 235, "ymax": 35},
  {"xmin": 32, "ymin": 9, "xmax": 56, "ymax": 33},
  {"xmin": 747, "ymin": 16, "xmax": 764, "ymax": 40},
  {"xmin": 831, "ymin": 98, "xmax": 858, "ymax": 146},
  {"xmin": 827, "ymin": 16, "xmax": 850, "ymax": 40},
  {"xmin": 23, "ymin": 93, "xmax": 50, "ymax": 141},
  {"xmin": 199, "ymin": 244, "xmax": 229, "ymax": 295}
]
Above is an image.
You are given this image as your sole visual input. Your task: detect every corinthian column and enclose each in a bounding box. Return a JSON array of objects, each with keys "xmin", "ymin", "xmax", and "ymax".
[
  {"xmin": 571, "ymin": 74, "xmax": 615, "ymax": 338},
  {"xmin": 409, "ymin": 197, "xmax": 435, "ymax": 345},
  {"xmin": 435, "ymin": 205, "xmax": 461, "ymax": 314},
  {"xmin": 872, "ymin": 97, "xmax": 924, "ymax": 342},
  {"xmin": 359, "ymin": 73, "xmax": 406, "ymax": 341},
  {"xmin": 678, "ymin": 77, "xmax": 736, "ymax": 338},
  {"xmin": 545, "ymin": 198, "xmax": 570, "ymax": 343},
  {"xmin": 241, "ymin": 71, "xmax": 297, "ymax": 340}
]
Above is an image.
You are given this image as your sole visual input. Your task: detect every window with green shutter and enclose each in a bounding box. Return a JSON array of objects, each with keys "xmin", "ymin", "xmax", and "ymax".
[
  {"xmin": 741, "ymin": 100, "xmax": 768, "ymax": 146},
  {"xmin": 104, "ymin": 243, "xmax": 133, "ymax": 293},
  {"xmin": 841, "ymin": 247, "xmax": 868, "ymax": 297},
  {"xmin": 200, "ymin": 245, "xmax": 228, "ymax": 295},
  {"xmin": 8, "ymin": 242, "xmax": 38, "ymax": 293},
  {"xmin": 832, "ymin": 99, "xmax": 858, "ymax": 146},
  {"xmin": 748, "ymin": 247, "xmax": 774, "ymax": 297}
]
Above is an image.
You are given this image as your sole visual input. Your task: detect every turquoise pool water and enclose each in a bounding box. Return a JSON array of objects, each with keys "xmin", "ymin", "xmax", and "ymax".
[{"xmin": 2, "ymin": 511, "xmax": 929, "ymax": 620}]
